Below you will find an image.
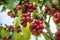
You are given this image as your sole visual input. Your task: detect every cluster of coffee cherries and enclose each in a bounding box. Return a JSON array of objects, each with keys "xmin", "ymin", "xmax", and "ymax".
[
  {"xmin": 2, "ymin": 35, "xmax": 11, "ymax": 40},
  {"xmin": 55, "ymin": 27, "xmax": 60, "ymax": 40},
  {"xmin": 29, "ymin": 20, "xmax": 44, "ymax": 35},
  {"xmin": 23, "ymin": 2, "xmax": 37, "ymax": 13},
  {"xmin": 45, "ymin": 3, "xmax": 60, "ymax": 24},
  {"xmin": 7, "ymin": 25, "xmax": 21, "ymax": 33},
  {"xmin": 2, "ymin": 25, "xmax": 21, "ymax": 40},
  {"xmin": 45, "ymin": 3, "xmax": 59, "ymax": 15},
  {"xmin": 52, "ymin": 3, "xmax": 60, "ymax": 24},
  {"xmin": 7, "ymin": 11, "xmax": 18, "ymax": 18},
  {"xmin": 45, "ymin": 5, "xmax": 51, "ymax": 15},
  {"xmin": 20, "ymin": 12, "xmax": 33, "ymax": 27},
  {"xmin": 16, "ymin": 2, "xmax": 37, "ymax": 13},
  {"xmin": 20, "ymin": 3, "xmax": 37, "ymax": 27}
]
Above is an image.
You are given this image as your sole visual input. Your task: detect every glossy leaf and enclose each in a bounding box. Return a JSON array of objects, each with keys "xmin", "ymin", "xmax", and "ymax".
[
  {"xmin": 57, "ymin": 23, "xmax": 60, "ymax": 27},
  {"xmin": 1, "ymin": 29, "xmax": 9, "ymax": 36},
  {"xmin": 29, "ymin": 0, "xmax": 38, "ymax": 4},
  {"xmin": 32, "ymin": 13, "xmax": 39, "ymax": 19},
  {"xmin": 22, "ymin": 22, "xmax": 31, "ymax": 40},
  {"xmin": 12, "ymin": 32, "xmax": 23, "ymax": 40},
  {"xmin": 14, "ymin": 17, "xmax": 20, "ymax": 28},
  {"xmin": 45, "ymin": 0, "xmax": 52, "ymax": 9},
  {"xmin": 17, "ymin": 10, "xmax": 22, "ymax": 17},
  {"xmin": 5, "ymin": 0, "xmax": 20, "ymax": 10},
  {"xmin": 57, "ymin": 1, "xmax": 60, "ymax": 9},
  {"xmin": 0, "ymin": 27, "xmax": 3, "ymax": 39},
  {"xmin": 53, "ymin": 0, "xmax": 58, "ymax": 4},
  {"xmin": 38, "ymin": 0, "xmax": 45, "ymax": 10}
]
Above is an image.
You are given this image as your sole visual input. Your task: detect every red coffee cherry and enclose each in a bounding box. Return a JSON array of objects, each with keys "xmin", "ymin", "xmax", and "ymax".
[
  {"xmin": 39, "ymin": 24, "xmax": 44, "ymax": 29},
  {"xmin": 55, "ymin": 27, "xmax": 60, "ymax": 40},
  {"xmin": 54, "ymin": 18, "xmax": 59, "ymax": 24},
  {"xmin": 52, "ymin": 3, "xmax": 58, "ymax": 10},
  {"xmin": 54, "ymin": 12, "xmax": 60, "ymax": 18},
  {"xmin": 47, "ymin": 10, "xmax": 51, "ymax": 15},
  {"xmin": 20, "ymin": 21, "xmax": 27, "ymax": 27},
  {"xmin": 26, "ymin": 17, "xmax": 33, "ymax": 22},
  {"xmin": 28, "ymin": 3, "xmax": 33, "ymax": 9},
  {"xmin": 45, "ymin": 5, "xmax": 49, "ymax": 12},
  {"xmin": 16, "ymin": 5, "xmax": 22, "ymax": 10},
  {"xmin": 8, "ymin": 25, "xmax": 14, "ymax": 32}
]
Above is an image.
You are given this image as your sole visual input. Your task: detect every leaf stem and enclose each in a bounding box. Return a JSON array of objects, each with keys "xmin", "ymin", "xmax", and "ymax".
[{"xmin": 48, "ymin": 15, "xmax": 51, "ymax": 24}]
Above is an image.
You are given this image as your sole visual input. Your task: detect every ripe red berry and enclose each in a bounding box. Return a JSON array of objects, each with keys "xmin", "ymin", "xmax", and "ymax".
[
  {"xmin": 39, "ymin": 20, "xmax": 43, "ymax": 24},
  {"xmin": 8, "ymin": 25, "xmax": 14, "ymax": 32},
  {"xmin": 26, "ymin": 17, "xmax": 33, "ymax": 22},
  {"xmin": 52, "ymin": 3, "xmax": 58, "ymax": 10},
  {"xmin": 27, "ymin": 9, "xmax": 33, "ymax": 12},
  {"xmin": 22, "ymin": 17, "xmax": 26, "ymax": 21},
  {"xmin": 58, "ymin": 27, "xmax": 60, "ymax": 32},
  {"xmin": 25, "ymin": 3, "xmax": 28, "ymax": 7},
  {"xmin": 55, "ymin": 28, "xmax": 60, "ymax": 40},
  {"xmin": 26, "ymin": 12, "xmax": 31, "ymax": 17},
  {"xmin": 16, "ymin": 5, "xmax": 22, "ymax": 10},
  {"xmin": 54, "ymin": 12, "xmax": 60, "ymax": 18},
  {"xmin": 28, "ymin": 3, "xmax": 33, "ymax": 9},
  {"xmin": 47, "ymin": 10, "xmax": 51, "ymax": 15},
  {"xmin": 45, "ymin": 5, "xmax": 49, "ymax": 12},
  {"xmin": 34, "ymin": 20, "xmax": 43, "ymax": 25},
  {"xmin": 39, "ymin": 24, "xmax": 44, "ymax": 29},
  {"xmin": 20, "ymin": 21, "xmax": 27, "ymax": 27},
  {"xmin": 54, "ymin": 18, "xmax": 59, "ymax": 24}
]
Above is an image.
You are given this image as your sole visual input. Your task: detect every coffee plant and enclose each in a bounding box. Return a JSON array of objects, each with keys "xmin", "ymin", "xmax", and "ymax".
[{"xmin": 0, "ymin": 0, "xmax": 60, "ymax": 40}]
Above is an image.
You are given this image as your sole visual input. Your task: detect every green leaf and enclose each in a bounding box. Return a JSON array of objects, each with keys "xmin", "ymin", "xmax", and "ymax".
[
  {"xmin": 57, "ymin": 2, "xmax": 60, "ymax": 9},
  {"xmin": 53, "ymin": 0, "xmax": 58, "ymax": 4},
  {"xmin": 17, "ymin": 10, "xmax": 22, "ymax": 17},
  {"xmin": 14, "ymin": 17, "xmax": 20, "ymax": 28},
  {"xmin": 29, "ymin": 0, "xmax": 38, "ymax": 4},
  {"xmin": 5, "ymin": 0, "xmax": 20, "ymax": 10},
  {"xmin": 0, "ymin": 27, "xmax": 3, "ymax": 39},
  {"xmin": 22, "ymin": 22, "xmax": 31, "ymax": 40},
  {"xmin": 38, "ymin": 0, "xmax": 45, "ymax": 10},
  {"xmin": 57, "ymin": 23, "xmax": 60, "ymax": 27},
  {"xmin": 32, "ymin": 13, "xmax": 39, "ymax": 19},
  {"xmin": 53, "ymin": 0, "xmax": 60, "ymax": 9},
  {"xmin": 12, "ymin": 32, "xmax": 23, "ymax": 40},
  {"xmin": 0, "ymin": 0, "xmax": 8, "ymax": 5},
  {"xmin": 42, "ymin": 32, "xmax": 50, "ymax": 40},
  {"xmin": 1, "ymin": 29, "xmax": 9, "ymax": 36},
  {"xmin": 45, "ymin": 0, "xmax": 52, "ymax": 9}
]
